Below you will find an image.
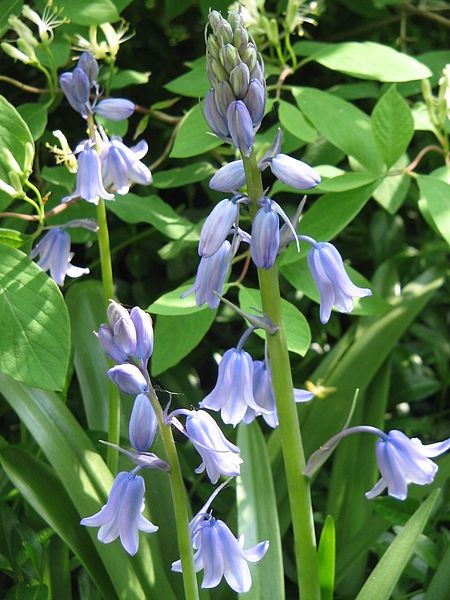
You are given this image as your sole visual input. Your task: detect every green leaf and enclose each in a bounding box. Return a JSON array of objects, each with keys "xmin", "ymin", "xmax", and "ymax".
[
  {"xmin": 356, "ymin": 490, "xmax": 440, "ymax": 600},
  {"xmin": 59, "ymin": 0, "xmax": 119, "ymax": 26},
  {"xmin": 152, "ymin": 162, "xmax": 215, "ymax": 189},
  {"xmin": 0, "ymin": 446, "xmax": 114, "ymax": 598},
  {"xmin": 237, "ymin": 421, "xmax": 284, "ymax": 600},
  {"xmin": 316, "ymin": 172, "xmax": 379, "ymax": 193},
  {"xmin": 107, "ymin": 193, "xmax": 199, "ymax": 241},
  {"xmin": 318, "ymin": 515, "xmax": 335, "ymax": 600},
  {"xmin": 65, "ymin": 281, "xmax": 109, "ymax": 431},
  {"xmin": 95, "ymin": 115, "xmax": 128, "ymax": 138},
  {"xmin": 425, "ymin": 545, "xmax": 450, "ymax": 600},
  {"xmin": 165, "ymin": 60, "xmax": 209, "ymax": 98},
  {"xmin": 312, "ymin": 42, "xmax": 432, "ymax": 82},
  {"xmin": 151, "ymin": 309, "xmax": 216, "ymax": 375},
  {"xmin": 0, "ymin": 95, "xmax": 34, "ymax": 209},
  {"xmin": 41, "ymin": 166, "xmax": 76, "ymax": 191},
  {"xmin": 0, "ymin": 247, "xmax": 70, "ymax": 391},
  {"xmin": 238, "ymin": 287, "xmax": 311, "ymax": 356},
  {"xmin": 110, "ymin": 69, "xmax": 151, "ymax": 89},
  {"xmin": 292, "ymin": 88, "xmax": 384, "ymax": 173},
  {"xmin": 170, "ymin": 103, "xmax": 223, "ymax": 158},
  {"xmin": 418, "ymin": 176, "xmax": 450, "ymax": 246},
  {"xmin": 0, "ymin": 228, "xmax": 27, "ymax": 248},
  {"xmin": 371, "ymin": 86, "xmax": 414, "ymax": 168},
  {"xmin": 17, "ymin": 104, "xmax": 48, "ymax": 141},
  {"xmin": 0, "ymin": 0, "xmax": 23, "ymax": 37},
  {"xmin": 278, "ymin": 100, "xmax": 317, "ymax": 143},
  {"xmin": 373, "ymin": 155, "xmax": 410, "ymax": 214}
]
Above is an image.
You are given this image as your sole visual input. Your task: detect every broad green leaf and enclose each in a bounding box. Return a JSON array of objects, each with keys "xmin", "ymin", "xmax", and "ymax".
[
  {"xmin": 165, "ymin": 60, "xmax": 209, "ymax": 98},
  {"xmin": 65, "ymin": 281, "xmax": 109, "ymax": 431},
  {"xmin": 0, "ymin": 228, "xmax": 26, "ymax": 248},
  {"xmin": 425, "ymin": 545, "xmax": 450, "ymax": 600},
  {"xmin": 0, "ymin": 246, "xmax": 70, "ymax": 391},
  {"xmin": 318, "ymin": 515, "xmax": 335, "ymax": 600},
  {"xmin": 0, "ymin": 0, "xmax": 23, "ymax": 37},
  {"xmin": 292, "ymin": 88, "xmax": 384, "ymax": 173},
  {"xmin": 41, "ymin": 166, "xmax": 76, "ymax": 191},
  {"xmin": 312, "ymin": 42, "xmax": 432, "ymax": 82},
  {"xmin": 0, "ymin": 374, "xmax": 176, "ymax": 599},
  {"xmin": 152, "ymin": 162, "xmax": 215, "ymax": 189},
  {"xmin": 0, "ymin": 96, "xmax": 34, "ymax": 209},
  {"xmin": 280, "ymin": 183, "xmax": 379, "ymax": 266},
  {"xmin": 170, "ymin": 103, "xmax": 223, "ymax": 158},
  {"xmin": 17, "ymin": 104, "xmax": 48, "ymax": 141},
  {"xmin": 237, "ymin": 422, "xmax": 284, "ymax": 600},
  {"xmin": 293, "ymin": 40, "xmax": 329, "ymax": 56},
  {"xmin": 278, "ymin": 99, "xmax": 317, "ymax": 143},
  {"xmin": 398, "ymin": 50, "xmax": 450, "ymax": 97},
  {"xmin": 108, "ymin": 193, "xmax": 198, "ymax": 241},
  {"xmin": 151, "ymin": 309, "xmax": 216, "ymax": 375},
  {"xmin": 356, "ymin": 490, "xmax": 440, "ymax": 600},
  {"xmin": 110, "ymin": 69, "xmax": 151, "ymax": 89},
  {"xmin": 238, "ymin": 287, "xmax": 311, "ymax": 356},
  {"xmin": 148, "ymin": 283, "xmax": 231, "ymax": 316},
  {"xmin": 59, "ymin": 0, "xmax": 119, "ymax": 26},
  {"xmin": 47, "ymin": 537, "xmax": 71, "ymax": 600},
  {"xmin": 316, "ymin": 172, "xmax": 379, "ymax": 193},
  {"xmin": 280, "ymin": 256, "xmax": 390, "ymax": 317},
  {"xmin": 418, "ymin": 176, "xmax": 450, "ymax": 246},
  {"xmin": 373, "ymin": 154, "xmax": 410, "ymax": 214},
  {"xmin": 371, "ymin": 86, "xmax": 414, "ymax": 168},
  {"xmin": 328, "ymin": 82, "xmax": 379, "ymax": 101},
  {"xmin": 0, "ymin": 446, "xmax": 114, "ymax": 598},
  {"xmin": 95, "ymin": 114, "xmax": 128, "ymax": 138}
]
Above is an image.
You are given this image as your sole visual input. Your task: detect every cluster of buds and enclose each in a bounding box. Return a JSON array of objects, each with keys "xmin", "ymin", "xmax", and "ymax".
[{"xmin": 205, "ymin": 10, "xmax": 266, "ymax": 156}]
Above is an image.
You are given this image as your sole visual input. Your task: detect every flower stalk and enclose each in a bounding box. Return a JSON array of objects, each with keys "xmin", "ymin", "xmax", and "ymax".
[{"xmin": 242, "ymin": 151, "xmax": 321, "ymax": 600}]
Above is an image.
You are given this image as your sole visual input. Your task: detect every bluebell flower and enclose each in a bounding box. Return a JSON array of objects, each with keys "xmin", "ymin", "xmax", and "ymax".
[
  {"xmin": 101, "ymin": 137, "xmax": 152, "ymax": 195},
  {"xmin": 183, "ymin": 410, "xmax": 242, "ymax": 484},
  {"xmin": 30, "ymin": 227, "xmax": 89, "ymax": 286},
  {"xmin": 96, "ymin": 324, "xmax": 128, "ymax": 363},
  {"xmin": 243, "ymin": 79, "xmax": 265, "ymax": 128},
  {"xmin": 304, "ymin": 425, "xmax": 450, "ymax": 501},
  {"xmin": 130, "ymin": 307, "xmax": 154, "ymax": 361},
  {"xmin": 107, "ymin": 364, "xmax": 148, "ymax": 395},
  {"xmin": 182, "ymin": 240, "xmax": 231, "ymax": 309},
  {"xmin": 307, "ymin": 241, "xmax": 372, "ymax": 323},
  {"xmin": 112, "ymin": 314, "xmax": 137, "ymax": 356},
  {"xmin": 77, "ymin": 52, "xmax": 99, "ymax": 84},
  {"xmin": 200, "ymin": 348, "xmax": 266, "ymax": 426},
  {"xmin": 63, "ymin": 141, "xmax": 114, "ymax": 204},
  {"xmin": 251, "ymin": 198, "xmax": 280, "ymax": 270},
  {"xmin": 172, "ymin": 491, "xmax": 268, "ymax": 593},
  {"xmin": 227, "ymin": 100, "xmax": 254, "ymax": 157},
  {"xmin": 199, "ymin": 198, "xmax": 239, "ymax": 257},
  {"xmin": 209, "ymin": 160, "xmax": 246, "ymax": 192},
  {"xmin": 268, "ymin": 153, "xmax": 321, "ymax": 190},
  {"xmin": 129, "ymin": 393, "xmax": 157, "ymax": 452},
  {"xmin": 204, "ymin": 90, "xmax": 230, "ymax": 140},
  {"xmin": 59, "ymin": 67, "xmax": 91, "ymax": 117},
  {"xmin": 95, "ymin": 98, "xmax": 135, "ymax": 121},
  {"xmin": 81, "ymin": 471, "xmax": 158, "ymax": 555}
]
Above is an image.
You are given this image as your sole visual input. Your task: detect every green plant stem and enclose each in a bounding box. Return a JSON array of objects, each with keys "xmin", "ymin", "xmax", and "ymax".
[
  {"xmin": 96, "ymin": 199, "xmax": 120, "ymax": 474},
  {"xmin": 147, "ymin": 387, "xmax": 199, "ymax": 600},
  {"xmin": 242, "ymin": 151, "xmax": 320, "ymax": 600}
]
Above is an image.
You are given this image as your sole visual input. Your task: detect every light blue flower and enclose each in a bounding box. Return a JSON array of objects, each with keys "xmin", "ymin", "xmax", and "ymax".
[
  {"xmin": 306, "ymin": 241, "xmax": 372, "ymax": 323},
  {"xmin": 59, "ymin": 67, "xmax": 91, "ymax": 117},
  {"xmin": 172, "ymin": 484, "xmax": 268, "ymax": 593},
  {"xmin": 95, "ymin": 98, "xmax": 135, "ymax": 121},
  {"xmin": 129, "ymin": 393, "xmax": 157, "ymax": 453},
  {"xmin": 184, "ymin": 409, "xmax": 242, "ymax": 484},
  {"xmin": 101, "ymin": 137, "xmax": 152, "ymax": 195},
  {"xmin": 226, "ymin": 100, "xmax": 254, "ymax": 157},
  {"xmin": 107, "ymin": 364, "xmax": 148, "ymax": 395},
  {"xmin": 269, "ymin": 153, "xmax": 321, "ymax": 190},
  {"xmin": 130, "ymin": 307, "xmax": 154, "ymax": 361},
  {"xmin": 200, "ymin": 348, "xmax": 266, "ymax": 426},
  {"xmin": 204, "ymin": 89, "xmax": 230, "ymax": 140},
  {"xmin": 63, "ymin": 141, "xmax": 114, "ymax": 204},
  {"xmin": 199, "ymin": 198, "xmax": 239, "ymax": 257},
  {"xmin": 209, "ymin": 160, "xmax": 246, "ymax": 192},
  {"xmin": 250, "ymin": 198, "xmax": 279, "ymax": 270},
  {"xmin": 96, "ymin": 324, "xmax": 128, "ymax": 363},
  {"xmin": 30, "ymin": 227, "xmax": 89, "ymax": 286},
  {"xmin": 81, "ymin": 471, "xmax": 158, "ymax": 555},
  {"xmin": 243, "ymin": 79, "xmax": 265, "ymax": 128}
]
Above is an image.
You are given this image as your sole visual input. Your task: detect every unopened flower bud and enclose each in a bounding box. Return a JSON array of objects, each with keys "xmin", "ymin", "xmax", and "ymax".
[
  {"xmin": 77, "ymin": 52, "xmax": 99, "ymax": 84},
  {"xmin": 199, "ymin": 197, "xmax": 239, "ymax": 257},
  {"xmin": 2, "ymin": 148, "xmax": 22, "ymax": 175},
  {"xmin": 108, "ymin": 364, "xmax": 148, "ymax": 395},
  {"xmin": 8, "ymin": 171, "xmax": 23, "ymax": 194},
  {"xmin": 208, "ymin": 10, "xmax": 222, "ymax": 30},
  {"xmin": 244, "ymin": 79, "xmax": 266, "ymax": 128},
  {"xmin": 233, "ymin": 27, "xmax": 248, "ymax": 53},
  {"xmin": 214, "ymin": 81, "xmax": 235, "ymax": 119},
  {"xmin": 0, "ymin": 178, "xmax": 17, "ymax": 197},
  {"xmin": 216, "ymin": 21, "xmax": 233, "ymax": 44},
  {"xmin": 95, "ymin": 98, "xmax": 135, "ymax": 121},
  {"xmin": 207, "ymin": 34, "xmax": 220, "ymax": 59},
  {"xmin": 72, "ymin": 67, "xmax": 90, "ymax": 106},
  {"xmin": 97, "ymin": 324, "xmax": 128, "ymax": 363},
  {"xmin": 1, "ymin": 42, "xmax": 31, "ymax": 64},
  {"xmin": 107, "ymin": 300, "xmax": 131, "ymax": 327},
  {"xmin": 250, "ymin": 61, "xmax": 265, "ymax": 85},
  {"xmin": 113, "ymin": 317, "xmax": 137, "ymax": 356},
  {"xmin": 241, "ymin": 44, "xmax": 257, "ymax": 73},
  {"xmin": 227, "ymin": 101, "xmax": 254, "ymax": 157},
  {"xmin": 204, "ymin": 90, "xmax": 230, "ymax": 139},
  {"xmin": 230, "ymin": 63, "xmax": 250, "ymax": 99},
  {"xmin": 209, "ymin": 160, "xmax": 246, "ymax": 192},
  {"xmin": 227, "ymin": 11, "xmax": 243, "ymax": 32},
  {"xmin": 130, "ymin": 307, "xmax": 154, "ymax": 360},
  {"xmin": 211, "ymin": 57, "xmax": 229, "ymax": 83},
  {"xmin": 251, "ymin": 198, "xmax": 280, "ymax": 270},
  {"xmin": 269, "ymin": 154, "xmax": 321, "ymax": 190},
  {"xmin": 129, "ymin": 393, "xmax": 157, "ymax": 452},
  {"xmin": 220, "ymin": 44, "xmax": 241, "ymax": 73}
]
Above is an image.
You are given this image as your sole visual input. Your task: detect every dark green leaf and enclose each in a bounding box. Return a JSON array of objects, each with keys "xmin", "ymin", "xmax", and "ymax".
[
  {"xmin": 278, "ymin": 100, "xmax": 317, "ymax": 143},
  {"xmin": 418, "ymin": 176, "xmax": 450, "ymax": 246},
  {"xmin": 59, "ymin": 0, "xmax": 119, "ymax": 26},
  {"xmin": 17, "ymin": 104, "xmax": 47, "ymax": 141},
  {"xmin": 170, "ymin": 103, "xmax": 223, "ymax": 158},
  {"xmin": 318, "ymin": 515, "xmax": 335, "ymax": 600},
  {"xmin": 165, "ymin": 60, "xmax": 209, "ymax": 98},
  {"xmin": 152, "ymin": 162, "xmax": 215, "ymax": 189}
]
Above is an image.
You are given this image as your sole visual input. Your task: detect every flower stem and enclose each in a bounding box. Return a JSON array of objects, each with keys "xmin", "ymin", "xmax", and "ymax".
[
  {"xmin": 147, "ymin": 388, "xmax": 199, "ymax": 600},
  {"xmin": 96, "ymin": 199, "xmax": 120, "ymax": 474},
  {"xmin": 242, "ymin": 151, "xmax": 320, "ymax": 600}
]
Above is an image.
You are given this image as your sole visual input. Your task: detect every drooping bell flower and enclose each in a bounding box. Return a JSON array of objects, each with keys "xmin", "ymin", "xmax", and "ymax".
[
  {"xmin": 209, "ymin": 160, "xmax": 246, "ymax": 192},
  {"xmin": 107, "ymin": 364, "xmax": 148, "ymax": 395},
  {"xmin": 130, "ymin": 307, "xmax": 154, "ymax": 361},
  {"xmin": 101, "ymin": 137, "xmax": 152, "ymax": 195},
  {"xmin": 250, "ymin": 198, "xmax": 279, "ymax": 270},
  {"xmin": 95, "ymin": 98, "xmax": 135, "ymax": 121},
  {"xmin": 59, "ymin": 67, "xmax": 91, "ymax": 117},
  {"xmin": 62, "ymin": 141, "xmax": 114, "ymax": 204},
  {"xmin": 226, "ymin": 100, "xmax": 254, "ymax": 157},
  {"xmin": 268, "ymin": 153, "xmax": 321, "ymax": 190},
  {"xmin": 129, "ymin": 393, "xmax": 158, "ymax": 452},
  {"xmin": 198, "ymin": 197, "xmax": 239, "ymax": 257}
]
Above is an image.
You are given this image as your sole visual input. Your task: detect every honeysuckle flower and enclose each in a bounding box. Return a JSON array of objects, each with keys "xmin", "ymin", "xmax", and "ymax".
[
  {"xmin": 22, "ymin": 3, "xmax": 66, "ymax": 43},
  {"xmin": 199, "ymin": 198, "xmax": 239, "ymax": 257},
  {"xmin": 304, "ymin": 426, "xmax": 450, "ymax": 501},
  {"xmin": 101, "ymin": 138, "xmax": 152, "ymax": 195},
  {"xmin": 200, "ymin": 347, "xmax": 267, "ymax": 426},
  {"xmin": 227, "ymin": 100, "xmax": 254, "ymax": 157},
  {"xmin": 306, "ymin": 241, "xmax": 372, "ymax": 323},
  {"xmin": 129, "ymin": 393, "xmax": 158, "ymax": 452},
  {"xmin": 209, "ymin": 160, "xmax": 246, "ymax": 192},
  {"xmin": 172, "ymin": 481, "xmax": 268, "ymax": 592},
  {"xmin": 73, "ymin": 22, "xmax": 132, "ymax": 61},
  {"xmin": 107, "ymin": 364, "xmax": 148, "ymax": 395},
  {"xmin": 269, "ymin": 153, "xmax": 321, "ymax": 190},
  {"xmin": 63, "ymin": 141, "xmax": 114, "ymax": 204},
  {"xmin": 95, "ymin": 98, "xmax": 135, "ymax": 121},
  {"xmin": 30, "ymin": 227, "xmax": 89, "ymax": 286},
  {"xmin": 182, "ymin": 240, "xmax": 232, "ymax": 309},
  {"xmin": 130, "ymin": 307, "xmax": 154, "ymax": 361},
  {"xmin": 183, "ymin": 409, "xmax": 242, "ymax": 483},
  {"xmin": 251, "ymin": 198, "xmax": 280, "ymax": 269},
  {"xmin": 81, "ymin": 471, "xmax": 158, "ymax": 555}
]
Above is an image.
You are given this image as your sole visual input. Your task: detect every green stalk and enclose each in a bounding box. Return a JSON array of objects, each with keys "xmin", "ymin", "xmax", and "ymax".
[
  {"xmin": 147, "ymin": 388, "xmax": 199, "ymax": 600},
  {"xmin": 96, "ymin": 198, "xmax": 120, "ymax": 474},
  {"xmin": 243, "ymin": 151, "xmax": 320, "ymax": 600}
]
